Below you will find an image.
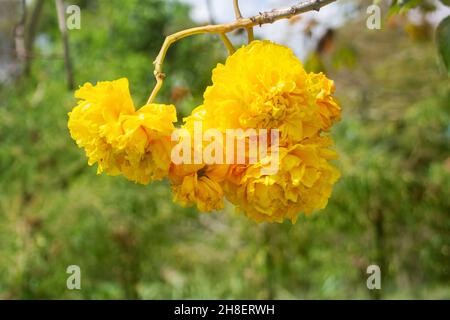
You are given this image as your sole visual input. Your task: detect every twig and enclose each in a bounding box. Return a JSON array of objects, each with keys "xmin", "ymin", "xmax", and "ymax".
[
  {"xmin": 233, "ymin": 0, "xmax": 254, "ymax": 44},
  {"xmin": 147, "ymin": 0, "xmax": 337, "ymax": 104},
  {"xmin": 246, "ymin": 27, "xmax": 254, "ymax": 43},
  {"xmin": 233, "ymin": 0, "xmax": 243, "ymax": 19},
  {"xmin": 220, "ymin": 33, "xmax": 236, "ymax": 55}
]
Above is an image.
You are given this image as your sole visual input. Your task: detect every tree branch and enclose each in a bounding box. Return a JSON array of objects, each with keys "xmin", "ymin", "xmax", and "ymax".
[
  {"xmin": 233, "ymin": 0, "xmax": 243, "ymax": 20},
  {"xmin": 220, "ymin": 33, "xmax": 236, "ymax": 55},
  {"xmin": 205, "ymin": 0, "xmax": 215, "ymax": 24},
  {"xmin": 147, "ymin": 0, "xmax": 337, "ymax": 104},
  {"xmin": 233, "ymin": 0, "xmax": 254, "ymax": 44}
]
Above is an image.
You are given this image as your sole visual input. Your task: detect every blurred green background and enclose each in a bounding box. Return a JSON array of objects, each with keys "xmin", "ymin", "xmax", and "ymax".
[{"xmin": 0, "ymin": 0, "xmax": 449, "ymax": 299}]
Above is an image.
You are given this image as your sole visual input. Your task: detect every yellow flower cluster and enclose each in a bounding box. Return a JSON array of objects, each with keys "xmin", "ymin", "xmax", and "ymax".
[
  {"xmin": 200, "ymin": 40, "xmax": 340, "ymax": 142},
  {"xmin": 68, "ymin": 78, "xmax": 176, "ymax": 184},
  {"xmin": 223, "ymin": 137, "xmax": 340, "ymax": 223},
  {"xmin": 170, "ymin": 41, "xmax": 341, "ymax": 223},
  {"xmin": 67, "ymin": 40, "xmax": 341, "ymax": 223}
]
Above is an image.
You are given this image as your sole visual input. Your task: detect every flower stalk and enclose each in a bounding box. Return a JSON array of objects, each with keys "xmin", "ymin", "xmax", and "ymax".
[
  {"xmin": 220, "ymin": 33, "xmax": 236, "ymax": 55},
  {"xmin": 233, "ymin": 0, "xmax": 243, "ymax": 19}
]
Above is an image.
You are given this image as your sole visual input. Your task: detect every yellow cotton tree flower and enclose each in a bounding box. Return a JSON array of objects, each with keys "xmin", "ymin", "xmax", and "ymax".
[
  {"xmin": 68, "ymin": 78, "xmax": 134, "ymax": 175},
  {"xmin": 307, "ymin": 72, "xmax": 341, "ymax": 131},
  {"xmin": 116, "ymin": 104, "xmax": 177, "ymax": 184},
  {"xmin": 170, "ymin": 164, "xmax": 229, "ymax": 212},
  {"xmin": 169, "ymin": 106, "xmax": 229, "ymax": 212},
  {"xmin": 224, "ymin": 136, "xmax": 341, "ymax": 223},
  {"xmin": 68, "ymin": 78, "xmax": 177, "ymax": 184},
  {"xmin": 201, "ymin": 40, "xmax": 341, "ymax": 144}
]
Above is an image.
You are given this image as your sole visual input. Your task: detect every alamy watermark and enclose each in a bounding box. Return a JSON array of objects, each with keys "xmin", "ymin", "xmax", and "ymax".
[
  {"xmin": 66, "ymin": 4, "xmax": 81, "ymax": 30},
  {"xmin": 366, "ymin": 4, "xmax": 381, "ymax": 30},
  {"xmin": 366, "ymin": 264, "xmax": 381, "ymax": 290},
  {"xmin": 171, "ymin": 121, "xmax": 280, "ymax": 175},
  {"xmin": 66, "ymin": 265, "xmax": 81, "ymax": 290}
]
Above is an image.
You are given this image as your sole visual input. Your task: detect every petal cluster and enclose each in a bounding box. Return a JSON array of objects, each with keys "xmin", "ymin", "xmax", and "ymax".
[
  {"xmin": 201, "ymin": 40, "xmax": 341, "ymax": 143},
  {"xmin": 68, "ymin": 78, "xmax": 176, "ymax": 184},
  {"xmin": 224, "ymin": 137, "xmax": 340, "ymax": 223},
  {"xmin": 170, "ymin": 164, "xmax": 228, "ymax": 212}
]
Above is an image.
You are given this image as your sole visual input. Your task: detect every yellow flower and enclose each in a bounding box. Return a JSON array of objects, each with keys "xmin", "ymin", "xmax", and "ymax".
[
  {"xmin": 201, "ymin": 40, "xmax": 341, "ymax": 144},
  {"xmin": 307, "ymin": 72, "xmax": 341, "ymax": 131},
  {"xmin": 68, "ymin": 78, "xmax": 133, "ymax": 175},
  {"xmin": 169, "ymin": 105, "xmax": 229, "ymax": 212},
  {"xmin": 224, "ymin": 136, "xmax": 340, "ymax": 223},
  {"xmin": 117, "ymin": 104, "xmax": 177, "ymax": 184},
  {"xmin": 68, "ymin": 78, "xmax": 177, "ymax": 184},
  {"xmin": 170, "ymin": 164, "xmax": 228, "ymax": 212}
]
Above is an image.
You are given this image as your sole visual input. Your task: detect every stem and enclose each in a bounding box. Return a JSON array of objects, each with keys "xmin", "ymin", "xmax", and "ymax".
[
  {"xmin": 220, "ymin": 33, "xmax": 236, "ymax": 55},
  {"xmin": 146, "ymin": 75, "xmax": 163, "ymax": 105},
  {"xmin": 233, "ymin": 0, "xmax": 254, "ymax": 43},
  {"xmin": 233, "ymin": 0, "xmax": 243, "ymax": 19},
  {"xmin": 246, "ymin": 27, "xmax": 254, "ymax": 43},
  {"xmin": 147, "ymin": 0, "xmax": 337, "ymax": 103}
]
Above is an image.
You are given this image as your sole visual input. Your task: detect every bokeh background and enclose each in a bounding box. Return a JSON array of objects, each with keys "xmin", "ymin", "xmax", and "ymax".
[{"xmin": 0, "ymin": 0, "xmax": 449, "ymax": 299}]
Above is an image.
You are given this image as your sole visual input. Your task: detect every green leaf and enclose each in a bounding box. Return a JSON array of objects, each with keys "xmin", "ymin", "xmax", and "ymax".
[
  {"xmin": 436, "ymin": 15, "xmax": 450, "ymax": 75},
  {"xmin": 440, "ymin": 0, "xmax": 450, "ymax": 7}
]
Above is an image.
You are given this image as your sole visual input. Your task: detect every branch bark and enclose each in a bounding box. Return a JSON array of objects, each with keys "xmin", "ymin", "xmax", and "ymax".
[{"xmin": 147, "ymin": 0, "xmax": 337, "ymax": 104}]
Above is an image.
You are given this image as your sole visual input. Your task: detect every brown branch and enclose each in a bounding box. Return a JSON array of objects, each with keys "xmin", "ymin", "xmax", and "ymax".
[
  {"xmin": 233, "ymin": 0, "xmax": 254, "ymax": 43},
  {"xmin": 250, "ymin": 0, "xmax": 335, "ymax": 25}
]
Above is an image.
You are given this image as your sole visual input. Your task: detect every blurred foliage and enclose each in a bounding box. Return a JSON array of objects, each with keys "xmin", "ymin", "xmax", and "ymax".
[
  {"xmin": 388, "ymin": 0, "xmax": 436, "ymax": 15},
  {"xmin": 385, "ymin": 0, "xmax": 450, "ymax": 75},
  {"xmin": 436, "ymin": 16, "xmax": 450, "ymax": 75},
  {"xmin": 0, "ymin": 0, "xmax": 449, "ymax": 299}
]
